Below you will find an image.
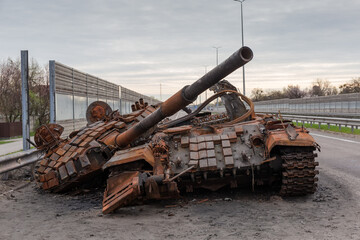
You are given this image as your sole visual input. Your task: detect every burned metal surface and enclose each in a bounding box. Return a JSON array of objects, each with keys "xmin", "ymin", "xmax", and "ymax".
[
  {"xmin": 210, "ymin": 80, "xmax": 247, "ymax": 120},
  {"xmin": 86, "ymin": 101, "xmax": 113, "ymax": 124},
  {"xmin": 34, "ymin": 46, "xmax": 319, "ymax": 214},
  {"xmin": 34, "ymin": 124, "xmax": 64, "ymax": 150},
  {"xmin": 34, "ymin": 104, "xmax": 158, "ymax": 191}
]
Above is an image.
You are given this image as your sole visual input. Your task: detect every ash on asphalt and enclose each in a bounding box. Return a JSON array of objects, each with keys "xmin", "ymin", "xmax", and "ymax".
[{"xmin": 0, "ymin": 169, "xmax": 359, "ymax": 240}]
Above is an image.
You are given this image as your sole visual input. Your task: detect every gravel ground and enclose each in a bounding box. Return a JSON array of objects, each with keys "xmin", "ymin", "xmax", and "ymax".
[
  {"xmin": 0, "ymin": 164, "xmax": 359, "ymax": 240},
  {"xmin": 1, "ymin": 130, "xmax": 360, "ymax": 240}
]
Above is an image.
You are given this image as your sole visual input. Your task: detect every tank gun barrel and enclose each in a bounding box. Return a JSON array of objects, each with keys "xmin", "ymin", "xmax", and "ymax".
[{"xmin": 115, "ymin": 46, "xmax": 253, "ymax": 147}]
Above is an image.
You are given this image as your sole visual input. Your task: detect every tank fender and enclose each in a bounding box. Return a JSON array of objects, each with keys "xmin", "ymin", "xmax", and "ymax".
[{"xmin": 265, "ymin": 128, "xmax": 316, "ymax": 157}]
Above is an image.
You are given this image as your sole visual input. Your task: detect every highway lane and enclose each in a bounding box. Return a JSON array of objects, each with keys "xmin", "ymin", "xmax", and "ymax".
[{"xmin": 309, "ymin": 129, "xmax": 360, "ymax": 179}]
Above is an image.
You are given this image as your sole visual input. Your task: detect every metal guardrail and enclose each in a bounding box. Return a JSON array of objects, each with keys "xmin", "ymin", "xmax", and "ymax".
[
  {"xmin": 1, "ymin": 111, "xmax": 359, "ymax": 174},
  {"xmin": 0, "ymin": 149, "xmax": 44, "ymax": 174},
  {"xmin": 257, "ymin": 110, "xmax": 360, "ymax": 118},
  {"xmin": 280, "ymin": 114, "xmax": 360, "ymax": 133},
  {"xmin": 208, "ymin": 107, "xmax": 360, "ymax": 132}
]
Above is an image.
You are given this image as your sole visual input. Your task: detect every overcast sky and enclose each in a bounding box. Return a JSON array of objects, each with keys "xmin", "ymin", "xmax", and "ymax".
[{"xmin": 1, "ymin": 0, "xmax": 359, "ymax": 100}]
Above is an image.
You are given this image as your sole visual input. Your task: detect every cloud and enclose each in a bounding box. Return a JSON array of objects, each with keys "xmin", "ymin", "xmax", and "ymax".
[{"xmin": 1, "ymin": 0, "xmax": 359, "ymax": 100}]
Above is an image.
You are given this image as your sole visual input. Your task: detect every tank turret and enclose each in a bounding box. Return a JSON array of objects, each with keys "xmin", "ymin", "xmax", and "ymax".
[{"xmin": 113, "ymin": 46, "xmax": 253, "ymax": 148}]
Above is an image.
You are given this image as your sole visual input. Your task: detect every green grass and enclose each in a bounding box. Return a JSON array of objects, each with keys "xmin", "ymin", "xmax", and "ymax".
[
  {"xmin": 0, "ymin": 140, "xmax": 15, "ymax": 145},
  {"xmin": 0, "ymin": 146, "xmax": 35, "ymax": 157},
  {"xmin": 293, "ymin": 121, "xmax": 360, "ymax": 135},
  {"xmin": 0, "ymin": 149, "xmax": 23, "ymax": 156},
  {"xmin": 9, "ymin": 135, "xmax": 22, "ymax": 139}
]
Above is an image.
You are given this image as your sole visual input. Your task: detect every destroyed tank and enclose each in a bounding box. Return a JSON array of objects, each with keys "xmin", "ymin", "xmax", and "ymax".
[{"xmin": 34, "ymin": 46, "xmax": 319, "ymax": 214}]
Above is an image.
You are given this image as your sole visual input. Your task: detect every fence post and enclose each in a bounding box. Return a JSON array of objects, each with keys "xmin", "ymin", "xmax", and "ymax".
[
  {"xmin": 118, "ymin": 86, "xmax": 122, "ymax": 114},
  {"xmin": 21, "ymin": 50, "xmax": 30, "ymax": 151},
  {"xmin": 86, "ymin": 74, "xmax": 89, "ymax": 107},
  {"xmin": 49, "ymin": 61, "xmax": 56, "ymax": 123},
  {"xmin": 72, "ymin": 68, "xmax": 75, "ymax": 131}
]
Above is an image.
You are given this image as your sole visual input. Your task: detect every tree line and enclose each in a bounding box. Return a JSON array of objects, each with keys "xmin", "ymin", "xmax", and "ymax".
[
  {"xmin": 0, "ymin": 58, "xmax": 49, "ymax": 127},
  {"xmin": 2, "ymin": 55, "xmax": 360, "ymax": 124},
  {"xmin": 251, "ymin": 78, "xmax": 360, "ymax": 102}
]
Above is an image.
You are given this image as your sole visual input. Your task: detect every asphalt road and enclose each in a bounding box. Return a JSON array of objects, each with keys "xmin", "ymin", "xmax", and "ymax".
[
  {"xmin": 0, "ymin": 138, "xmax": 24, "ymax": 156},
  {"xmin": 1, "ymin": 120, "xmax": 360, "ymax": 239},
  {"xmin": 0, "ymin": 137, "xmax": 34, "ymax": 156},
  {"xmin": 310, "ymin": 129, "xmax": 360, "ymax": 178}
]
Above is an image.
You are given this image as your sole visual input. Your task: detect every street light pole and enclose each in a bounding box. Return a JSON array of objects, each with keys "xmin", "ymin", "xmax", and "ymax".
[
  {"xmin": 234, "ymin": 0, "xmax": 246, "ymax": 95},
  {"xmin": 160, "ymin": 82, "xmax": 162, "ymax": 101},
  {"xmin": 212, "ymin": 46, "xmax": 221, "ymax": 109},
  {"xmin": 212, "ymin": 46, "xmax": 221, "ymax": 66},
  {"xmin": 204, "ymin": 65, "xmax": 208, "ymax": 101}
]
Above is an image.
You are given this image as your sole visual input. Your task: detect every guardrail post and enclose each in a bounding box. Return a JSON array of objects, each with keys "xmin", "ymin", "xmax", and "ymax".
[{"xmin": 272, "ymin": 113, "xmax": 360, "ymax": 134}]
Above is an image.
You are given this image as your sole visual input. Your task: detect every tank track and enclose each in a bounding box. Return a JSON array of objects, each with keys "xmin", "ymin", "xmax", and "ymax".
[{"xmin": 279, "ymin": 148, "xmax": 319, "ymax": 196}]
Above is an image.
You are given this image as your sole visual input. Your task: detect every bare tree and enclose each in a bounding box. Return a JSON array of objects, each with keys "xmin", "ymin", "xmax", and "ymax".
[
  {"xmin": 339, "ymin": 78, "xmax": 360, "ymax": 94},
  {"xmin": 310, "ymin": 79, "xmax": 337, "ymax": 96},
  {"xmin": 28, "ymin": 59, "xmax": 49, "ymax": 127},
  {"xmin": 283, "ymin": 85, "xmax": 306, "ymax": 99},
  {"xmin": 250, "ymin": 88, "xmax": 287, "ymax": 101},
  {"xmin": 0, "ymin": 58, "xmax": 49, "ymax": 126},
  {"xmin": 251, "ymin": 88, "xmax": 264, "ymax": 102},
  {"xmin": 265, "ymin": 90, "xmax": 286, "ymax": 100},
  {"xmin": 0, "ymin": 59, "xmax": 21, "ymax": 122}
]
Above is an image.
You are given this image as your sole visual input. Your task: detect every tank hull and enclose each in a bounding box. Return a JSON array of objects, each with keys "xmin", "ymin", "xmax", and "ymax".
[{"xmin": 34, "ymin": 46, "xmax": 319, "ymax": 214}]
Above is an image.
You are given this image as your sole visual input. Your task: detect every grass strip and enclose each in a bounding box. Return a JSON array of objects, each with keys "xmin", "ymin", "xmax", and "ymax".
[
  {"xmin": 0, "ymin": 140, "xmax": 15, "ymax": 145},
  {"xmin": 293, "ymin": 121, "xmax": 360, "ymax": 135},
  {"xmin": 0, "ymin": 147, "xmax": 35, "ymax": 157}
]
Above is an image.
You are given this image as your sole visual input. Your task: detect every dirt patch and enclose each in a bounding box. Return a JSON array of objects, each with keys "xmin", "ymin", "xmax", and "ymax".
[{"xmin": 0, "ymin": 166, "xmax": 359, "ymax": 240}]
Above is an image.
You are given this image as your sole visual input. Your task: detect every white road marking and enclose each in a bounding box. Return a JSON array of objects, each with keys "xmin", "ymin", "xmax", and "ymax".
[{"xmin": 311, "ymin": 133, "xmax": 360, "ymax": 144}]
